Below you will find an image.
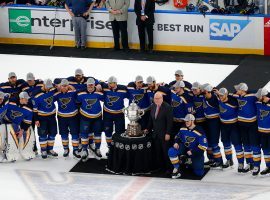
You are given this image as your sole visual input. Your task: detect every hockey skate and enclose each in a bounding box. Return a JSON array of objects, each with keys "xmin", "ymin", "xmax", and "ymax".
[
  {"xmin": 63, "ymin": 148, "xmax": 70, "ymax": 157},
  {"xmin": 223, "ymin": 159, "xmax": 234, "ymax": 168},
  {"xmin": 47, "ymin": 150, "xmax": 58, "ymax": 158},
  {"xmin": 94, "ymin": 148, "xmax": 102, "ymax": 160},
  {"xmin": 252, "ymin": 166, "xmax": 260, "ymax": 177},
  {"xmin": 41, "ymin": 151, "xmax": 47, "ymax": 159},
  {"xmin": 73, "ymin": 150, "xmax": 81, "ymax": 159},
  {"xmin": 81, "ymin": 150, "xmax": 89, "ymax": 162},
  {"xmin": 88, "ymin": 143, "xmax": 96, "ymax": 155},
  {"xmin": 242, "ymin": 163, "xmax": 254, "ymax": 173},
  {"xmin": 171, "ymin": 168, "xmax": 181, "ymax": 179},
  {"xmin": 237, "ymin": 163, "xmax": 245, "ymax": 173},
  {"xmin": 260, "ymin": 167, "xmax": 270, "ymax": 176}
]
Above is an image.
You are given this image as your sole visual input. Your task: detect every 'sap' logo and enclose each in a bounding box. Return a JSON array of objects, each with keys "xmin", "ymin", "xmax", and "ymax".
[{"xmin": 209, "ymin": 19, "xmax": 250, "ymax": 41}]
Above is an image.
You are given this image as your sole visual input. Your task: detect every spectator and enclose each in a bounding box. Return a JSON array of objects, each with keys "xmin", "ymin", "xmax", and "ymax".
[
  {"xmin": 106, "ymin": 0, "xmax": 130, "ymax": 51},
  {"xmin": 134, "ymin": 0, "xmax": 155, "ymax": 53},
  {"xmin": 65, "ymin": 0, "xmax": 95, "ymax": 49}
]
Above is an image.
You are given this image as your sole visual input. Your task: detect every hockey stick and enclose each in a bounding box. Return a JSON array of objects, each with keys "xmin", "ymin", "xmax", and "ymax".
[{"xmin": 50, "ymin": 6, "xmax": 58, "ymax": 50}]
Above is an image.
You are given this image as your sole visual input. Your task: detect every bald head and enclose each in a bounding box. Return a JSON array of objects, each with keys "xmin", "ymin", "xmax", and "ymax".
[{"xmin": 154, "ymin": 92, "xmax": 163, "ymax": 106}]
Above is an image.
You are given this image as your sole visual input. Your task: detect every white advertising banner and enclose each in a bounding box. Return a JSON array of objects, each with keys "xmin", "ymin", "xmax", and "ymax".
[{"xmin": 0, "ymin": 6, "xmax": 265, "ymax": 54}]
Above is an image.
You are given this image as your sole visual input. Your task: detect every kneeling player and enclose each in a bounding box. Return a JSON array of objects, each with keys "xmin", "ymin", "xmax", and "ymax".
[{"xmin": 168, "ymin": 114, "xmax": 208, "ymax": 178}]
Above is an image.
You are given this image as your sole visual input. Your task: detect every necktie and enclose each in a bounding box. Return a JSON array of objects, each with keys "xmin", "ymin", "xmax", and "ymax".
[{"xmin": 155, "ymin": 105, "xmax": 160, "ymax": 119}]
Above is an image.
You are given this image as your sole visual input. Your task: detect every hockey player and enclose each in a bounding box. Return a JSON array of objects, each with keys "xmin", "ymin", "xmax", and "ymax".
[
  {"xmin": 233, "ymin": 83, "xmax": 261, "ymax": 175},
  {"xmin": 127, "ymin": 75, "xmax": 151, "ymax": 130},
  {"xmin": 54, "ymin": 68, "xmax": 100, "ymax": 91},
  {"xmin": 21, "ymin": 72, "xmax": 44, "ymax": 97},
  {"xmin": 102, "ymin": 76, "xmax": 128, "ymax": 148},
  {"xmin": 0, "ymin": 92, "xmax": 8, "ymax": 154},
  {"xmin": 168, "ymin": 70, "xmax": 192, "ymax": 91},
  {"xmin": 202, "ymin": 84, "xmax": 224, "ymax": 168},
  {"xmin": 0, "ymin": 91, "xmax": 9, "ymax": 121},
  {"xmin": 170, "ymin": 81, "xmax": 193, "ymax": 138},
  {"xmin": 32, "ymin": 79, "xmax": 58, "ymax": 159},
  {"xmin": 3, "ymin": 92, "xmax": 34, "ymax": 161},
  {"xmin": 217, "ymin": 88, "xmax": 245, "ymax": 172},
  {"xmin": 53, "ymin": 79, "xmax": 81, "ymax": 158},
  {"xmin": 0, "ymin": 72, "xmax": 25, "ymax": 99},
  {"xmin": 146, "ymin": 76, "xmax": 171, "ymax": 104},
  {"xmin": 21, "ymin": 72, "xmax": 43, "ymax": 155},
  {"xmin": 189, "ymin": 82, "xmax": 207, "ymax": 130},
  {"xmin": 168, "ymin": 114, "xmax": 208, "ymax": 178},
  {"xmin": 255, "ymin": 88, "xmax": 270, "ymax": 175},
  {"xmin": 77, "ymin": 78, "xmax": 104, "ymax": 161}
]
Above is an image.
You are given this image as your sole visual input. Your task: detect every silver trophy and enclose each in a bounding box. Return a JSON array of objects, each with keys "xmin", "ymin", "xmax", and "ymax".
[{"xmin": 123, "ymin": 100, "xmax": 145, "ymax": 137}]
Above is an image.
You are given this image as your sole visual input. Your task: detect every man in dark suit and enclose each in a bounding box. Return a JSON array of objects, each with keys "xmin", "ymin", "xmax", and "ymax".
[
  {"xmin": 145, "ymin": 92, "xmax": 173, "ymax": 172},
  {"xmin": 134, "ymin": 0, "xmax": 155, "ymax": 52}
]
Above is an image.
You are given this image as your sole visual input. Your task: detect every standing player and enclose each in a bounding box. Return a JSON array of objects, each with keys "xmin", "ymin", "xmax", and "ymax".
[
  {"xmin": 102, "ymin": 76, "xmax": 128, "ymax": 148},
  {"xmin": 127, "ymin": 75, "xmax": 151, "ymax": 130},
  {"xmin": 53, "ymin": 79, "xmax": 81, "ymax": 158},
  {"xmin": 255, "ymin": 88, "xmax": 270, "ymax": 175},
  {"xmin": 21, "ymin": 72, "xmax": 43, "ymax": 155},
  {"xmin": 32, "ymin": 79, "xmax": 58, "ymax": 159},
  {"xmin": 202, "ymin": 84, "xmax": 224, "ymax": 168},
  {"xmin": 77, "ymin": 78, "xmax": 104, "ymax": 161},
  {"xmin": 146, "ymin": 76, "xmax": 171, "ymax": 104},
  {"xmin": 0, "ymin": 72, "xmax": 25, "ymax": 99},
  {"xmin": 233, "ymin": 83, "xmax": 261, "ymax": 175},
  {"xmin": 168, "ymin": 70, "xmax": 192, "ymax": 91},
  {"xmin": 217, "ymin": 88, "xmax": 245, "ymax": 172},
  {"xmin": 170, "ymin": 81, "xmax": 193, "ymax": 138}
]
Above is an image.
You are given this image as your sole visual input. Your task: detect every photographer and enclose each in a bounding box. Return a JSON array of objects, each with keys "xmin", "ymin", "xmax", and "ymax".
[{"xmin": 65, "ymin": 0, "xmax": 94, "ymax": 50}]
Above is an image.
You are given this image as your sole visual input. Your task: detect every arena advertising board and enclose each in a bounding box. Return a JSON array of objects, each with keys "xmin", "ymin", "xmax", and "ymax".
[{"xmin": 0, "ymin": 6, "xmax": 265, "ymax": 54}]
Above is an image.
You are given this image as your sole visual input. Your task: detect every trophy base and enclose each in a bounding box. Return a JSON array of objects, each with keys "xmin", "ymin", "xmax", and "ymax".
[{"xmin": 126, "ymin": 123, "xmax": 143, "ymax": 137}]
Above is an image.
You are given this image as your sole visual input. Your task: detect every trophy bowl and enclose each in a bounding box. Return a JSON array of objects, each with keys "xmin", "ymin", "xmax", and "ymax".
[{"xmin": 124, "ymin": 101, "xmax": 145, "ymax": 137}]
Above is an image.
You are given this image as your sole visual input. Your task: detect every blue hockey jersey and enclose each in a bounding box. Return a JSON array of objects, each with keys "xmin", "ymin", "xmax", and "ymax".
[
  {"xmin": 218, "ymin": 95, "xmax": 238, "ymax": 124},
  {"xmin": 32, "ymin": 88, "xmax": 57, "ymax": 117},
  {"xmin": 21, "ymin": 80, "xmax": 44, "ymax": 97},
  {"xmin": 54, "ymin": 76, "xmax": 100, "ymax": 91},
  {"xmin": 0, "ymin": 79, "xmax": 25, "ymax": 99},
  {"xmin": 103, "ymin": 84, "xmax": 128, "ymax": 114},
  {"xmin": 0, "ymin": 96, "xmax": 9, "ymax": 124},
  {"xmin": 4, "ymin": 100, "xmax": 33, "ymax": 131},
  {"xmin": 54, "ymin": 90, "xmax": 78, "ymax": 117},
  {"xmin": 256, "ymin": 101, "xmax": 270, "ymax": 133},
  {"xmin": 233, "ymin": 93, "xmax": 257, "ymax": 123},
  {"xmin": 77, "ymin": 89, "xmax": 104, "ymax": 119},
  {"xmin": 147, "ymin": 85, "xmax": 171, "ymax": 104},
  {"xmin": 189, "ymin": 93, "xmax": 205, "ymax": 123},
  {"xmin": 168, "ymin": 80, "xmax": 192, "ymax": 91},
  {"xmin": 203, "ymin": 93, "xmax": 219, "ymax": 119},
  {"xmin": 175, "ymin": 126, "xmax": 208, "ymax": 152},
  {"xmin": 127, "ymin": 82, "xmax": 151, "ymax": 110},
  {"xmin": 171, "ymin": 90, "xmax": 193, "ymax": 122}
]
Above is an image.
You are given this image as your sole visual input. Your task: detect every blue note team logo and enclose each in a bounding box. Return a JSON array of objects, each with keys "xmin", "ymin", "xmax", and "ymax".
[{"xmin": 209, "ymin": 19, "xmax": 251, "ymax": 41}]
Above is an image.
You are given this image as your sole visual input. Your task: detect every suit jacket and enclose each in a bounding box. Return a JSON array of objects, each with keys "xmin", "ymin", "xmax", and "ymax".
[
  {"xmin": 147, "ymin": 102, "xmax": 173, "ymax": 139},
  {"xmin": 106, "ymin": 0, "xmax": 130, "ymax": 21},
  {"xmin": 134, "ymin": 0, "xmax": 155, "ymax": 25}
]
